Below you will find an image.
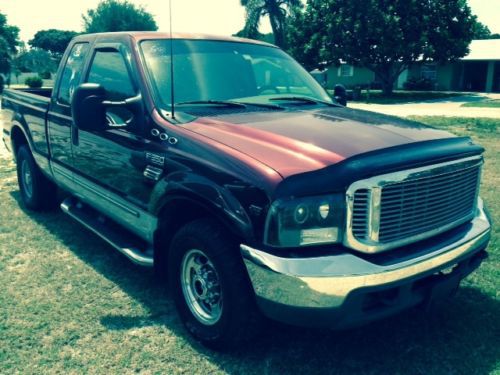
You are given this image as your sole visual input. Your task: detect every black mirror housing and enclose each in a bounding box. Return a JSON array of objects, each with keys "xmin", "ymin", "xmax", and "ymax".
[{"xmin": 71, "ymin": 83, "xmax": 106, "ymax": 131}]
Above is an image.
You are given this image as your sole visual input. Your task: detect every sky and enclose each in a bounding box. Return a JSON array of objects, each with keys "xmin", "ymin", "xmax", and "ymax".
[{"xmin": 0, "ymin": 0, "xmax": 499, "ymax": 44}]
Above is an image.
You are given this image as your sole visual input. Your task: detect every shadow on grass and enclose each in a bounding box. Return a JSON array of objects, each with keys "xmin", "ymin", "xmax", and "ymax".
[{"xmin": 11, "ymin": 190, "xmax": 500, "ymax": 374}]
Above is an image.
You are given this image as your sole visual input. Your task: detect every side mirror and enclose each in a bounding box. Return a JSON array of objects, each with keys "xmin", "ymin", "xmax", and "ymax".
[
  {"xmin": 71, "ymin": 83, "xmax": 106, "ymax": 131},
  {"xmin": 334, "ymin": 84, "xmax": 347, "ymax": 106},
  {"xmin": 72, "ymin": 83, "xmax": 143, "ymax": 131}
]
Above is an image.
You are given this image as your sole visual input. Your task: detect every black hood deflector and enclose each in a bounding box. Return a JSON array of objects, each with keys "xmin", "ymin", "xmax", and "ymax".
[{"xmin": 273, "ymin": 137, "xmax": 484, "ymax": 199}]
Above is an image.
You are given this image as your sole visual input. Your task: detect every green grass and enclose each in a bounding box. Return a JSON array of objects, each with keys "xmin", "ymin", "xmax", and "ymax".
[
  {"xmin": 329, "ymin": 90, "xmax": 465, "ymax": 104},
  {"xmin": 408, "ymin": 116, "xmax": 498, "ymax": 133},
  {"xmin": 461, "ymin": 99, "xmax": 500, "ymax": 108},
  {"xmin": 1, "ymin": 116, "xmax": 499, "ymax": 374}
]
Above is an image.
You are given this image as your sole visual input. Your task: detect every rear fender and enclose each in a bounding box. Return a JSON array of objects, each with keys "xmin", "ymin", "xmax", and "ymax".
[{"xmin": 9, "ymin": 120, "xmax": 34, "ymax": 160}]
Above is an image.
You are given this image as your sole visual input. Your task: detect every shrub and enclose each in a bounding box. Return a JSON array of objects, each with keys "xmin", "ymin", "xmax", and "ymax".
[
  {"xmin": 40, "ymin": 71, "xmax": 52, "ymax": 79},
  {"xmin": 25, "ymin": 76, "xmax": 43, "ymax": 88},
  {"xmin": 0, "ymin": 75, "xmax": 4, "ymax": 94},
  {"xmin": 403, "ymin": 77, "xmax": 434, "ymax": 91}
]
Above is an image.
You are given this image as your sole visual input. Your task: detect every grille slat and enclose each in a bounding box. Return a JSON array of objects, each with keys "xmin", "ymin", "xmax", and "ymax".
[
  {"xmin": 379, "ymin": 214, "xmax": 473, "ymax": 241},
  {"xmin": 381, "ymin": 175, "xmax": 479, "ymax": 202},
  {"xmin": 381, "ymin": 191, "xmax": 477, "ymax": 214},
  {"xmin": 381, "ymin": 178, "xmax": 479, "ymax": 204},
  {"xmin": 379, "ymin": 189, "xmax": 477, "ymax": 220},
  {"xmin": 350, "ymin": 158, "xmax": 481, "ymax": 249},
  {"xmin": 382, "ymin": 167, "xmax": 479, "ymax": 193},
  {"xmin": 380, "ymin": 205, "xmax": 474, "ymax": 235}
]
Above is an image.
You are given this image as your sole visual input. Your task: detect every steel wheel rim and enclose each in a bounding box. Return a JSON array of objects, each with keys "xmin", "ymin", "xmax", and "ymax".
[
  {"xmin": 21, "ymin": 159, "xmax": 33, "ymax": 199},
  {"xmin": 180, "ymin": 249, "xmax": 223, "ymax": 325}
]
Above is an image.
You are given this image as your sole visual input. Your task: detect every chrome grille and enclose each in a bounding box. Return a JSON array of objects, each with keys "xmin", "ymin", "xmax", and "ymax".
[
  {"xmin": 345, "ymin": 156, "xmax": 482, "ymax": 253},
  {"xmin": 352, "ymin": 189, "xmax": 369, "ymax": 240},
  {"xmin": 378, "ymin": 165, "xmax": 480, "ymax": 242}
]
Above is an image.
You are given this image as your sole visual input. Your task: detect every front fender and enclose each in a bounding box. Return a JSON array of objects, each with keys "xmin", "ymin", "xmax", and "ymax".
[{"xmin": 149, "ymin": 171, "xmax": 255, "ymax": 242}]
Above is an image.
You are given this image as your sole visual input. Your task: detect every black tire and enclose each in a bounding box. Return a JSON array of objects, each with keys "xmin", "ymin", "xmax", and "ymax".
[
  {"xmin": 16, "ymin": 145, "xmax": 58, "ymax": 211},
  {"xmin": 168, "ymin": 218, "xmax": 262, "ymax": 349}
]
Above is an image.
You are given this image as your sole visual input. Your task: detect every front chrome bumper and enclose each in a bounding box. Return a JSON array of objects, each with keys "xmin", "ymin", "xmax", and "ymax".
[{"xmin": 241, "ymin": 199, "xmax": 491, "ymax": 327}]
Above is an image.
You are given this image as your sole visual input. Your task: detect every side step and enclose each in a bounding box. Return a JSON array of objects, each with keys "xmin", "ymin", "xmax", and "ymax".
[{"xmin": 61, "ymin": 197, "xmax": 154, "ymax": 267}]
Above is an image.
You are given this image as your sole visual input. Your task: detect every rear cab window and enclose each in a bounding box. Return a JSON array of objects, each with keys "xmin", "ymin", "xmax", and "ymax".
[{"xmin": 57, "ymin": 43, "xmax": 90, "ymax": 106}]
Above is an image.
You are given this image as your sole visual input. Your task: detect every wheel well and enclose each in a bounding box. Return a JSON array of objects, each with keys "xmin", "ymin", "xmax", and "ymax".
[
  {"xmin": 11, "ymin": 126, "xmax": 29, "ymax": 160},
  {"xmin": 153, "ymin": 197, "xmax": 242, "ymax": 274}
]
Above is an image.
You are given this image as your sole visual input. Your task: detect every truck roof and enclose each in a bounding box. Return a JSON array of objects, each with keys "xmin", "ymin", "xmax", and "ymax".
[{"xmin": 73, "ymin": 31, "xmax": 276, "ymax": 48}]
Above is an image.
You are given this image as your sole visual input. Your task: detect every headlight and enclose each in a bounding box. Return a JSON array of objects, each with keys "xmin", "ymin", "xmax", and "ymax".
[{"xmin": 264, "ymin": 194, "xmax": 344, "ymax": 247}]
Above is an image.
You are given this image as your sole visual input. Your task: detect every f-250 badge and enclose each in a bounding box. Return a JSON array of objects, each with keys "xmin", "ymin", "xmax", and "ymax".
[{"xmin": 145, "ymin": 152, "xmax": 165, "ymax": 167}]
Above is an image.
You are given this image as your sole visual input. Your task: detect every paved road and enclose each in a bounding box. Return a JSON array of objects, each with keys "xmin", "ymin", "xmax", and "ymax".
[{"xmin": 349, "ymin": 93, "xmax": 500, "ymax": 118}]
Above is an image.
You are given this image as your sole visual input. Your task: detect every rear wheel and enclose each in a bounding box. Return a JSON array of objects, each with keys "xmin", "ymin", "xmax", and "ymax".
[
  {"xmin": 16, "ymin": 145, "xmax": 58, "ymax": 211},
  {"xmin": 168, "ymin": 218, "xmax": 262, "ymax": 349}
]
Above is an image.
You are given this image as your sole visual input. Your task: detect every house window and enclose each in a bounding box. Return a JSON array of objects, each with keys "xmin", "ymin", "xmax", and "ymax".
[
  {"xmin": 421, "ymin": 64, "xmax": 437, "ymax": 80},
  {"xmin": 338, "ymin": 64, "xmax": 354, "ymax": 77}
]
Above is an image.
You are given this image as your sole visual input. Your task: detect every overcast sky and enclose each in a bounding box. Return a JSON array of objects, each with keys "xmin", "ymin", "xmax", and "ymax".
[{"xmin": 1, "ymin": 0, "xmax": 499, "ymax": 44}]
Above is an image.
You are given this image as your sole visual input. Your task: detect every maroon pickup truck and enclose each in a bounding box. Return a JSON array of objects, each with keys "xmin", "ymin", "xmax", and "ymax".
[{"xmin": 1, "ymin": 32, "xmax": 491, "ymax": 349}]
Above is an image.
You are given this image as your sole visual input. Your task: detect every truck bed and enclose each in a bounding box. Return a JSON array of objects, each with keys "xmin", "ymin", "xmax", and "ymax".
[
  {"xmin": 2, "ymin": 88, "xmax": 52, "ymax": 158},
  {"xmin": 2, "ymin": 87, "xmax": 52, "ymax": 109}
]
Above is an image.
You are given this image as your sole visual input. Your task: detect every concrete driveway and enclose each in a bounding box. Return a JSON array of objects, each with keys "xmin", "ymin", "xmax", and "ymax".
[{"xmin": 349, "ymin": 93, "xmax": 500, "ymax": 118}]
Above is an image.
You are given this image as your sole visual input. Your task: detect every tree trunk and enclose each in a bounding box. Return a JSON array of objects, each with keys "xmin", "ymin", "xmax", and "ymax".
[
  {"xmin": 371, "ymin": 64, "xmax": 397, "ymax": 96},
  {"xmin": 267, "ymin": 0, "xmax": 286, "ymax": 48},
  {"xmin": 381, "ymin": 80, "xmax": 394, "ymax": 96}
]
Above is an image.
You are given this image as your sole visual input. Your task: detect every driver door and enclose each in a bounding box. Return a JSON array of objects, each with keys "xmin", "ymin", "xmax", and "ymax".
[{"xmin": 71, "ymin": 45, "xmax": 154, "ymax": 216}]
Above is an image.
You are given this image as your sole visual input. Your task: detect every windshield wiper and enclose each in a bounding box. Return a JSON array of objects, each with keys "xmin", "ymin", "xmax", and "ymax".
[
  {"xmin": 269, "ymin": 96, "xmax": 336, "ymax": 106},
  {"xmin": 176, "ymin": 100, "xmax": 247, "ymax": 108},
  {"xmin": 237, "ymin": 101, "xmax": 284, "ymax": 110}
]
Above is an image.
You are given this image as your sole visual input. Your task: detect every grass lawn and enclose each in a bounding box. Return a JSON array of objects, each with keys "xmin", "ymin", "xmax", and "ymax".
[
  {"xmin": 1, "ymin": 116, "xmax": 499, "ymax": 374},
  {"xmin": 328, "ymin": 90, "xmax": 464, "ymax": 104},
  {"xmin": 461, "ymin": 100, "xmax": 500, "ymax": 108}
]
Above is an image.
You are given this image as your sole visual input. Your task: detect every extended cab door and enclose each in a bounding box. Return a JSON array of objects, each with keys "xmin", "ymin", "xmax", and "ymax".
[
  {"xmin": 70, "ymin": 43, "xmax": 158, "ymax": 241},
  {"xmin": 47, "ymin": 42, "xmax": 90, "ymax": 189}
]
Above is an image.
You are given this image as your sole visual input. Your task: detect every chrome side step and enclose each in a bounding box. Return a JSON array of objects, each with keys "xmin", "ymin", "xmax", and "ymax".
[{"xmin": 61, "ymin": 197, "xmax": 154, "ymax": 267}]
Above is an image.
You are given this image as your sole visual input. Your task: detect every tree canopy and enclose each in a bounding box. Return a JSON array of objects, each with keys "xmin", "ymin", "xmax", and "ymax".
[
  {"xmin": 83, "ymin": 0, "xmax": 158, "ymax": 33},
  {"xmin": 471, "ymin": 22, "xmax": 500, "ymax": 40},
  {"xmin": 29, "ymin": 29, "xmax": 79, "ymax": 57},
  {"xmin": 240, "ymin": 0, "xmax": 301, "ymax": 48},
  {"xmin": 288, "ymin": 0, "xmax": 477, "ymax": 94},
  {"xmin": 0, "ymin": 13, "xmax": 20, "ymax": 75},
  {"xmin": 13, "ymin": 49, "xmax": 57, "ymax": 75},
  {"xmin": 234, "ymin": 30, "xmax": 275, "ymax": 44}
]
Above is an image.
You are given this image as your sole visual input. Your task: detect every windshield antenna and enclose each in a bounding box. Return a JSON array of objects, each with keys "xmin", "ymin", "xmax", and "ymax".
[{"xmin": 169, "ymin": 0, "xmax": 175, "ymax": 120}]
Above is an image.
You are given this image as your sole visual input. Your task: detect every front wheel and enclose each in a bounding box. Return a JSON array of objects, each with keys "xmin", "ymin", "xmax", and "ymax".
[{"xmin": 168, "ymin": 219, "xmax": 262, "ymax": 349}]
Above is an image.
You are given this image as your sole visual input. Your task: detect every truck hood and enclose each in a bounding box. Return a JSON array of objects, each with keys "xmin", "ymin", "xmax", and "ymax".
[{"xmin": 184, "ymin": 106, "xmax": 454, "ymax": 178}]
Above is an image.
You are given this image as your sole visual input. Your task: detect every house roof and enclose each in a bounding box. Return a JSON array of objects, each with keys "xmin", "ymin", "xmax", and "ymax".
[{"xmin": 462, "ymin": 39, "xmax": 500, "ymax": 61}]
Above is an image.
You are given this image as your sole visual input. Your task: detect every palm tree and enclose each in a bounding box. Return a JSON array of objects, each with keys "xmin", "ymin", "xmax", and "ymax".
[{"xmin": 240, "ymin": 0, "xmax": 301, "ymax": 48}]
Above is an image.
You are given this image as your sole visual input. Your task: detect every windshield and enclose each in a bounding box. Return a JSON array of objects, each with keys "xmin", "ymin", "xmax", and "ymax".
[{"xmin": 140, "ymin": 39, "xmax": 332, "ymax": 109}]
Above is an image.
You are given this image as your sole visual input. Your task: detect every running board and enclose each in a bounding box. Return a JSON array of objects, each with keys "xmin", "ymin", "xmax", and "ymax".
[{"xmin": 61, "ymin": 197, "xmax": 154, "ymax": 267}]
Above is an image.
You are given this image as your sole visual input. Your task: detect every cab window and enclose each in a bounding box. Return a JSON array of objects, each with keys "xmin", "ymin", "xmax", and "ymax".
[
  {"xmin": 87, "ymin": 50, "xmax": 135, "ymax": 100},
  {"xmin": 57, "ymin": 43, "xmax": 90, "ymax": 106},
  {"xmin": 86, "ymin": 50, "xmax": 137, "ymax": 126}
]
